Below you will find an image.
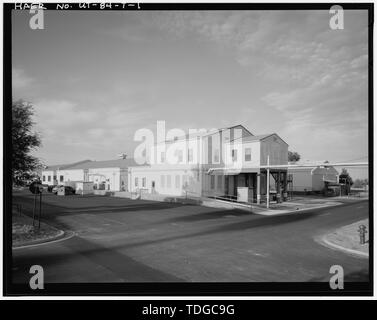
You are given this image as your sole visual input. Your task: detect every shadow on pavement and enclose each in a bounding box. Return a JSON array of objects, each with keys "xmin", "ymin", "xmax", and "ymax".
[
  {"xmin": 12, "ymin": 235, "xmax": 184, "ymax": 283},
  {"xmin": 308, "ymin": 268, "xmax": 369, "ymax": 282}
]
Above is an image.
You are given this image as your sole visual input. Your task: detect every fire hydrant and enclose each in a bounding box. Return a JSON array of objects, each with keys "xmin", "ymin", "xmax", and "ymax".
[{"xmin": 358, "ymin": 225, "xmax": 367, "ymax": 245}]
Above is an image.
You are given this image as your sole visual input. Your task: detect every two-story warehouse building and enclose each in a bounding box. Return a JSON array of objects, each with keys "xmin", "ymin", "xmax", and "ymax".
[{"xmin": 128, "ymin": 125, "xmax": 289, "ymax": 204}]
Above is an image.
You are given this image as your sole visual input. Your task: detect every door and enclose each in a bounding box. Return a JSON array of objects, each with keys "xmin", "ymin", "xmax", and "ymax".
[{"xmin": 233, "ymin": 175, "xmax": 238, "ymax": 196}]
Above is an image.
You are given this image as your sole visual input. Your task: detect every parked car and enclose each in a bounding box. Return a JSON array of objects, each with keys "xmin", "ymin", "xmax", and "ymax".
[
  {"xmin": 53, "ymin": 185, "xmax": 76, "ymax": 195},
  {"xmin": 52, "ymin": 185, "xmax": 63, "ymax": 194},
  {"xmin": 64, "ymin": 186, "xmax": 76, "ymax": 195},
  {"xmin": 52, "ymin": 185, "xmax": 76, "ymax": 195},
  {"xmin": 40, "ymin": 184, "xmax": 49, "ymax": 192},
  {"xmin": 47, "ymin": 185, "xmax": 56, "ymax": 192}
]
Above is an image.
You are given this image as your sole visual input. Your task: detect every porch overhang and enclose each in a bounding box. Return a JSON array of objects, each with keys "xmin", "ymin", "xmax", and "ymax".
[
  {"xmin": 324, "ymin": 179, "xmax": 339, "ymax": 185},
  {"xmin": 207, "ymin": 167, "xmax": 260, "ymax": 175}
]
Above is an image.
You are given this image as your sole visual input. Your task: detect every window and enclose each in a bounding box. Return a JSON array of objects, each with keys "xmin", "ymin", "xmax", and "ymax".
[
  {"xmin": 245, "ymin": 148, "xmax": 252, "ymax": 161},
  {"xmin": 182, "ymin": 175, "xmax": 188, "ymax": 188},
  {"xmin": 213, "ymin": 149, "xmax": 220, "ymax": 163},
  {"xmin": 188, "ymin": 148, "xmax": 193, "ymax": 163},
  {"xmin": 161, "ymin": 175, "xmax": 165, "ymax": 188},
  {"xmin": 167, "ymin": 175, "xmax": 171, "ymax": 188},
  {"xmin": 232, "ymin": 149, "xmax": 237, "ymax": 162},
  {"xmin": 176, "ymin": 150, "xmax": 183, "ymax": 163},
  {"xmin": 135, "ymin": 177, "xmax": 138, "ymax": 187},
  {"xmin": 48, "ymin": 176, "xmax": 51, "ymax": 182},
  {"xmin": 210, "ymin": 175, "xmax": 215, "ymax": 189},
  {"xmin": 161, "ymin": 152, "xmax": 165, "ymax": 163},
  {"xmin": 60, "ymin": 175, "xmax": 64, "ymax": 182},
  {"xmin": 217, "ymin": 176, "xmax": 222, "ymax": 190},
  {"xmin": 175, "ymin": 175, "xmax": 180, "ymax": 188},
  {"xmin": 142, "ymin": 177, "xmax": 146, "ymax": 188},
  {"xmin": 53, "ymin": 175, "xmax": 57, "ymax": 181},
  {"xmin": 42, "ymin": 175, "xmax": 46, "ymax": 182}
]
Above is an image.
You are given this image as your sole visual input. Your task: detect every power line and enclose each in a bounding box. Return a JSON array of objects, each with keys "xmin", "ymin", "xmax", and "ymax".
[{"xmin": 340, "ymin": 156, "xmax": 368, "ymax": 163}]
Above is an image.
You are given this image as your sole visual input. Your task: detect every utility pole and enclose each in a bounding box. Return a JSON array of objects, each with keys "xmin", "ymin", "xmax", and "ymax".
[
  {"xmin": 267, "ymin": 155, "xmax": 270, "ymax": 209},
  {"xmin": 38, "ymin": 192, "xmax": 42, "ymax": 229},
  {"xmin": 33, "ymin": 192, "xmax": 37, "ymax": 226}
]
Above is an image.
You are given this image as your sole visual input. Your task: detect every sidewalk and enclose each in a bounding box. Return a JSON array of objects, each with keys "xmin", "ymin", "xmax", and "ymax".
[
  {"xmin": 12, "ymin": 211, "xmax": 65, "ymax": 248},
  {"xmin": 251, "ymin": 198, "xmax": 343, "ymax": 216},
  {"xmin": 319, "ymin": 219, "xmax": 369, "ymax": 258},
  {"xmin": 252, "ymin": 195, "xmax": 368, "ymax": 216},
  {"xmin": 163, "ymin": 193, "xmax": 367, "ymax": 216},
  {"xmin": 200, "ymin": 195, "xmax": 346, "ymax": 215}
]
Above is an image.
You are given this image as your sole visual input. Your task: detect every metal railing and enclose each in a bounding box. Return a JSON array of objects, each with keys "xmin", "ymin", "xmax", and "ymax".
[{"xmin": 202, "ymin": 190, "xmax": 251, "ymax": 204}]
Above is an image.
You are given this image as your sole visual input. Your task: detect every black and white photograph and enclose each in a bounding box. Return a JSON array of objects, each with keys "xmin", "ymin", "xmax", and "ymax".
[{"xmin": 2, "ymin": 2, "xmax": 373, "ymax": 297}]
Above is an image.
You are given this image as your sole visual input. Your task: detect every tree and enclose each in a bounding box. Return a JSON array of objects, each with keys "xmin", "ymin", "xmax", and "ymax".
[
  {"xmin": 339, "ymin": 168, "xmax": 353, "ymax": 195},
  {"xmin": 288, "ymin": 150, "xmax": 301, "ymax": 162},
  {"xmin": 353, "ymin": 178, "xmax": 368, "ymax": 189},
  {"xmin": 339, "ymin": 168, "xmax": 353, "ymax": 185},
  {"xmin": 12, "ymin": 100, "xmax": 42, "ymax": 186}
]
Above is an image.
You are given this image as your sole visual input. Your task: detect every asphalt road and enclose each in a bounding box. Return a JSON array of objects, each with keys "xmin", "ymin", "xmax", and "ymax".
[{"xmin": 12, "ymin": 192, "xmax": 369, "ymax": 283}]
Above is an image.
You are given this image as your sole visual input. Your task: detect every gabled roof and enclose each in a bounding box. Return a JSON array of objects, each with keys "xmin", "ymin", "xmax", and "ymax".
[
  {"xmin": 230, "ymin": 133, "xmax": 273, "ymax": 143},
  {"xmin": 44, "ymin": 160, "xmax": 91, "ymax": 171},
  {"xmin": 163, "ymin": 124, "xmax": 253, "ymax": 143},
  {"xmin": 230, "ymin": 133, "xmax": 288, "ymax": 145},
  {"xmin": 202, "ymin": 124, "xmax": 253, "ymax": 138},
  {"xmin": 61, "ymin": 158, "xmax": 140, "ymax": 170}
]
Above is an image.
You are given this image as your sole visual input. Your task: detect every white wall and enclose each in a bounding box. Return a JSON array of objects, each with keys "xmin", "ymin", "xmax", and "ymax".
[
  {"xmin": 223, "ymin": 141, "xmax": 260, "ymax": 169},
  {"xmin": 129, "ymin": 165, "xmax": 201, "ymax": 197},
  {"xmin": 55, "ymin": 167, "xmax": 123, "ymax": 191},
  {"xmin": 288, "ymin": 168, "xmax": 313, "ymax": 191},
  {"xmin": 128, "ymin": 130, "xmax": 288, "ymax": 198},
  {"xmin": 288, "ymin": 167, "xmax": 338, "ymax": 192},
  {"xmin": 260, "ymin": 134, "xmax": 288, "ymax": 166},
  {"xmin": 202, "ymin": 173, "xmax": 225, "ymax": 197},
  {"xmin": 88, "ymin": 167, "xmax": 121, "ymax": 191},
  {"xmin": 58, "ymin": 169, "xmax": 85, "ymax": 185},
  {"xmin": 311, "ymin": 167, "xmax": 338, "ymax": 191},
  {"xmin": 41, "ymin": 170, "xmax": 56, "ymax": 185}
]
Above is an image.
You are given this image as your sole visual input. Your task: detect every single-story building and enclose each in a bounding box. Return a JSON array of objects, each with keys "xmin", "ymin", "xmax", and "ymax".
[
  {"xmin": 41, "ymin": 158, "xmax": 139, "ymax": 192},
  {"xmin": 288, "ymin": 165, "xmax": 339, "ymax": 192},
  {"xmin": 42, "ymin": 160, "xmax": 91, "ymax": 185}
]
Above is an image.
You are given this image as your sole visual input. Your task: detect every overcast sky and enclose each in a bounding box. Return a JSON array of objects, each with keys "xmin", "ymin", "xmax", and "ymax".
[{"xmin": 12, "ymin": 10, "xmax": 369, "ymax": 178}]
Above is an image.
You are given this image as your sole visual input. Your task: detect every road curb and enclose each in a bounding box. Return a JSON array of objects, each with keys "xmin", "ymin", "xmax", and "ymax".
[
  {"xmin": 12, "ymin": 230, "xmax": 75, "ymax": 250},
  {"xmin": 253, "ymin": 201, "xmax": 342, "ymax": 216},
  {"xmin": 319, "ymin": 235, "xmax": 369, "ymax": 259}
]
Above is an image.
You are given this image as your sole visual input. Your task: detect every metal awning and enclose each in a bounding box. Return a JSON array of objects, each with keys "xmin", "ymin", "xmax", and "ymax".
[
  {"xmin": 207, "ymin": 168, "xmax": 238, "ymax": 175},
  {"xmin": 323, "ymin": 179, "xmax": 338, "ymax": 183},
  {"xmin": 206, "ymin": 161, "xmax": 368, "ymax": 175},
  {"xmin": 207, "ymin": 168, "xmax": 260, "ymax": 175}
]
